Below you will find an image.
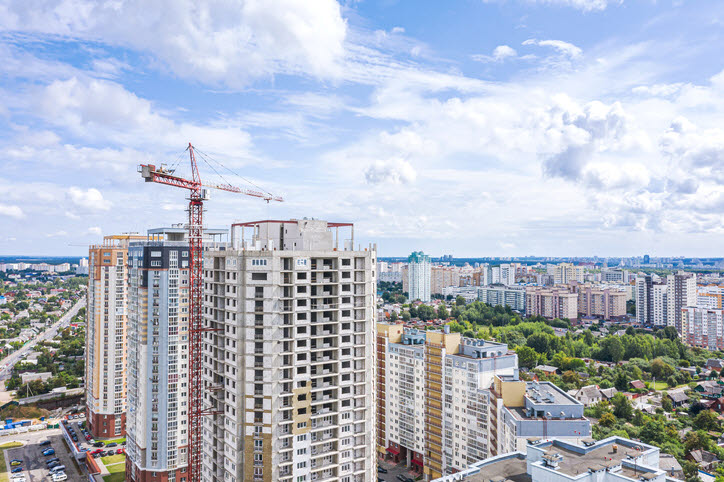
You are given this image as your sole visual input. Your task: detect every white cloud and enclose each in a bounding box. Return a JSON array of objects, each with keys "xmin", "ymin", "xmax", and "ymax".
[
  {"xmin": 86, "ymin": 226, "xmax": 102, "ymax": 236},
  {"xmin": 0, "ymin": 204, "xmax": 24, "ymax": 219},
  {"xmin": 523, "ymin": 39, "xmax": 582, "ymax": 58},
  {"xmin": 472, "ymin": 45, "xmax": 517, "ymax": 63},
  {"xmin": 391, "ymin": 26, "xmax": 405, "ymax": 34},
  {"xmin": 67, "ymin": 187, "xmax": 111, "ymax": 212},
  {"xmin": 0, "ymin": 0, "xmax": 347, "ymax": 87},
  {"xmin": 364, "ymin": 159, "xmax": 417, "ymax": 185},
  {"xmin": 46, "ymin": 230, "xmax": 68, "ymax": 238},
  {"xmin": 482, "ymin": 0, "xmax": 616, "ymax": 11}
]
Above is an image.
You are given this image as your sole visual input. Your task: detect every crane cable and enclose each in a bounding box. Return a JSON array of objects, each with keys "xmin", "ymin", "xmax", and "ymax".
[{"xmin": 193, "ymin": 147, "xmax": 276, "ymax": 199}]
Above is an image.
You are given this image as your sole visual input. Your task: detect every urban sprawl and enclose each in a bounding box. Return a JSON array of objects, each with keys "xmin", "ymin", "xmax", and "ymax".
[{"xmin": 2, "ymin": 227, "xmax": 724, "ymax": 482}]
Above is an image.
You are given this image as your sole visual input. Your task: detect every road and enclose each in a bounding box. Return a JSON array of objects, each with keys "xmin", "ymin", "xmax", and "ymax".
[
  {"xmin": 3, "ymin": 428, "xmax": 82, "ymax": 482},
  {"xmin": 0, "ymin": 297, "xmax": 86, "ymax": 384}
]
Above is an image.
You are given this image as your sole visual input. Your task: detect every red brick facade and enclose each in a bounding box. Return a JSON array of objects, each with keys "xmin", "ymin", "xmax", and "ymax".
[
  {"xmin": 87, "ymin": 408, "xmax": 126, "ymax": 439},
  {"xmin": 125, "ymin": 458, "xmax": 189, "ymax": 482}
]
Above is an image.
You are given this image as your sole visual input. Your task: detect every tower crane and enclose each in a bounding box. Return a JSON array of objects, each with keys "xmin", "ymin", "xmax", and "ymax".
[{"xmin": 138, "ymin": 143, "xmax": 282, "ymax": 482}]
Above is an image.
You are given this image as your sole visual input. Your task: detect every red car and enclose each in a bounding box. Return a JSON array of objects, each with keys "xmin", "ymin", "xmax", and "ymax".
[
  {"xmin": 91, "ymin": 449, "xmax": 103, "ymax": 455},
  {"xmin": 116, "ymin": 448, "xmax": 124, "ymax": 454}
]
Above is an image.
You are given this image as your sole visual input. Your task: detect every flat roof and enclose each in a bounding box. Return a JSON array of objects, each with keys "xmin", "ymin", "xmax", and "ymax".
[
  {"xmin": 526, "ymin": 382, "xmax": 580, "ymax": 406},
  {"xmin": 542, "ymin": 443, "xmax": 646, "ymax": 477},
  {"xmin": 462, "ymin": 455, "xmax": 531, "ymax": 482}
]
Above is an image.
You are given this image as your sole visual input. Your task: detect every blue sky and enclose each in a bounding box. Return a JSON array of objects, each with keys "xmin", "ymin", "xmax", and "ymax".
[{"xmin": 1, "ymin": 0, "xmax": 724, "ymax": 257}]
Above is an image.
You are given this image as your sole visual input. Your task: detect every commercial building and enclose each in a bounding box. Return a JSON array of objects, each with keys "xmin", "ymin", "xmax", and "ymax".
[
  {"xmin": 666, "ymin": 272, "xmax": 697, "ymax": 332},
  {"xmin": 201, "ymin": 219, "xmax": 377, "ymax": 482},
  {"xmin": 571, "ymin": 284, "xmax": 627, "ymax": 321},
  {"xmin": 600, "ymin": 268, "xmax": 627, "ymax": 284},
  {"xmin": 524, "ymin": 287, "xmax": 578, "ymax": 321},
  {"xmin": 125, "ymin": 227, "xmax": 226, "ymax": 482},
  {"xmin": 376, "ymin": 324, "xmax": 588, "ymax": 481},
  {"xmin": 86, "ymin": 234, "xmax": 144, "ymax": 439},
  {"xmin": 406, "ymin": 252, "xmax": 431, "ymax": 302},
  {"xmin": 635, "ymin": 275, "xmax": 668, "ymax": 326},
  {"xmin": 431, "ymin": 436, "xmax": 682, "ymax": 482},
  {"xmin": 682, "ymin": 307, "xmax": 724, "ymax": 350},
  {"xmin": 477, "ymin": 286, "xmax": 526, "ymax": 312}
]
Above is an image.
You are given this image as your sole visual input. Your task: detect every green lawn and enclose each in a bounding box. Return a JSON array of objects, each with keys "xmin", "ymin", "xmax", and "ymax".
[
  {"xmin": 104, "ymin": 437, "xmax": 126, "ymax": 445},
  {"xmin": 651, "ymin": 381, "xmax": 669, "ymax": 390},
  {"xmin": 106, "ymin": 461, "xmax": 125, "ymax": 474},
  {"xmin": 101, "ymin": 454, "xmax": 125, "ymax": 465},
  {"xmin": 103, "ymin": 473, "xmax": 125, "ymax": 482},
  {"xmin": 0, "ymin": 441, "xmax": 22, "ymax": 482}
]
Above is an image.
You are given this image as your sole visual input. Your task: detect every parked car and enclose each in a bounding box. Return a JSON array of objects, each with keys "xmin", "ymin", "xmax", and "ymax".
[
  {"xmin": 106, "ymin": 442, "xmax": 118, "ymax": 447},
  {"xmin": 10, "ymin": 467, "xmax": 23, "ymax": 474},
  {"xmin": 39, "ymin": 440, "xmax": 51, "ymax": 446},
  {"xmin": 378, "ymin": 467, "xmax": 388, "ymax": 473},
  {"xmin": 49, "ymin": 465, "xmax": 65, "ymax": 474},
  {"xmin": 42, "ymin": 449, "xmax": 55, "ymax": 456},
  {"xmin": 52, "ymin": 473, "xmax": 67, "ymax": 482},
  {"xmin": 10, "ymin": 475, "xmax": 26, "ymax": 482},
  {"xmin": 48, "ymin": 462, "xmax": 59, "ymax": 469},
  {"xmin": 116, "ymin": 448, "xmax": 124, "ymax": 454},
  {"xmin": 10, "ymin": 460, "xmax": 22, "ymax": 466},
  {"xmin": 47, "ymin": 458, "xmax": 60, "ymax": 464},
  {"xmin": 93, "ymin": 442, "xmax": 104, "ymax": 447},
  {"xmin": 92, "ymin": 453, "xmax": 101, "ymax": 459}
]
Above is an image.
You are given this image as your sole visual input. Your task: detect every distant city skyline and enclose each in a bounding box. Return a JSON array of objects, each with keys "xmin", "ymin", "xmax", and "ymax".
[{"xmin": 2, "ymin": 1, "xmax": 724, "ymax": 256}]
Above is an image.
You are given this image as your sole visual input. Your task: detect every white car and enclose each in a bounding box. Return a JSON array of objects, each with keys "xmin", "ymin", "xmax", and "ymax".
[
  {"xmin": 51, "ymin": 473, "xmax": 67, "ymax": 482},
  {"xmin": 10, "ymin": 476, "xmax": 26, "ymax": 482}
]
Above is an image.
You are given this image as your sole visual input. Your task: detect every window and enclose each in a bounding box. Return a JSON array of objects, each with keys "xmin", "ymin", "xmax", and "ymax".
[
  {"xmin": 296, "ymin": 258, "xmax": 308, "ymax": 267},
  {"xmin": 251, "ymin": 259, "xmax": 268, "ymax": 266},
  {"xmin": 251, "ymin": 273, "xmax": 267, "ymax": 281},
  {"xmin": 151, "ymin": 251, "xmax": 162, "ymax": 257}
]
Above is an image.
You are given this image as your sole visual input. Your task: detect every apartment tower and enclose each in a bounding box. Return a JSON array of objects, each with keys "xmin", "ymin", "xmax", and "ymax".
[
  {"xmin": 86, "ymin": 234, "xmax": 144, "ymax": 439},
  {"xmin": 125, "ymin": 227, "xmax": 226, "ymax": 482},
  {"xmin": 201, "ymin": 219, "xmax": 377, "ymax": 482},
  {"xmin": 666, "ymin": 271, "xmax": 697, "ymax": 332},
  {"xmin": 406, "ymin": 251, "xmax": 431, "ymax": 302}
]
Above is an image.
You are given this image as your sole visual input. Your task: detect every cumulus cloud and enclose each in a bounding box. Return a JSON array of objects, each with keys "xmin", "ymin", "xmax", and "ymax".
[
  {"xmin": 364, "ymin": 159, "xmax": 417, "ymax": 185},
  {"xmin": 0, "ymin": 0, "xmax": 347, "ymax": 87},
  {"xmin": 472, "ymin": 45, "xmax": 517, "ymax": 63},
  {"xmin": 67, "ymin": 187, "xmax": 111, "ymax": 211},
  {"xmin": 523, "ymin": 39, "xmax": 582, "ymax": 57},
  {"xmin": 86, "ymin": 226, "xmax": 102, "ymax": 236},
  {"xmin": 0, "ymin": 204, "xmax": 25, "ymax": 219}
]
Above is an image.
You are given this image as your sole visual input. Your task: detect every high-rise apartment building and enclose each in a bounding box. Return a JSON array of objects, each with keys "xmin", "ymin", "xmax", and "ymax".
[
  {"xmin": 571, "ymin": 284, "xmax": 627, "ymax": 321},
  {"xmin": 548, "ymin": 263, "xmax": 584, "ymax": 284},
  {"xmin": 666, "ymin": 271, "xmax": 697, "ymax": 332},
  {"xmin": 635, "ymin": 275, "xmax": 668, "ymax": 326},
  {"xmin": 682, "ymin": 307, "xmax": 724, "ymax": 350},
  {"xmin": 86, "ymin": 234, "xmax": 144, "ymax": 439},
  {"xmin": 698, "ymin": 284, "xmax": 724, "ymax": 310},
  {"xmin": 430, "ymin": 266, "xmax": 460, "ymax": 295},
  {"xmin": 477, "ymin": 286, "xmax": 526, "ymax": 312},
  {"xmin": 376, "ymin": 324, "xmax": 588, "ymax": 481},
  {"xmin": 406, "ymin": 252, "xmax": 431, "ymax": 302},
  {"xmin": 524, "ymin": 287, "xmax": 578, "ymax": 321},
  {"xmin": 201, "ymin": 219, "xmax": 376, "ymax": 482},
  {"xmin": 125, "ymin": 227, "xmax": 226, "ymax": 482}
]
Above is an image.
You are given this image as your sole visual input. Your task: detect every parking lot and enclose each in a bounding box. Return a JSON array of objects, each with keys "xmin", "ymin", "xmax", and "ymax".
[
  {"xmin": 377, "ymin": 457, "xmax": 422, "ymax": 482},
  {"xmin": 3, "ymin": 428, "xmax": 81, "ymax": 482}
]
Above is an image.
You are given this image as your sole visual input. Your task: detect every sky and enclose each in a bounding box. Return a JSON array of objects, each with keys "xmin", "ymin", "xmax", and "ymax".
[{"xmin": 1, "ymin": 0, "xmax": 724, "ymax": 258}]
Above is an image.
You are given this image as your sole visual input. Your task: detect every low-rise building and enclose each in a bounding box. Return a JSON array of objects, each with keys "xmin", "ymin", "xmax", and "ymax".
[
  {"xmin": 20, "ymin": 371, "xmax": 52, "ymax": 384},
  {"xmin": 431, "ymin": 436, "xmax": 683, "ymax": 482}
]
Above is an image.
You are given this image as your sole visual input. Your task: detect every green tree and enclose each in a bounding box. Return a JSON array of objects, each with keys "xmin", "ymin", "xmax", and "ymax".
[
  {"xmin": 640, "ymin": 418, "xmax": 666, "ymax": 444},
  {"xmin": 516, "ymin": 346, "xmax": 538, "ymax": 369},
  {"xmin": 389, "ymin": 311, "xmax": 398, "ymax": 322},
  {"xmin": 611, "ymin": 393, "xmax": 633, "ymax": 420},
  {"xmin": 437, "ymin": 305, "xmax": 449, "ymax": 320},
  {"xmin": 651, "ymin": 358, "xmax": 675, "ymax": 380},
  {"xmin": 693, "ymin": 410, "xmax": 720, "ymax": 432},
  {"xmin": 401, "ymin": 311, "xmax": 411, "ymax": 322},
  {"xmin": 599, "ymin": 412, "xmax": 616, "ymax": 428},
  {"xmin": 455, "ymin": 296, "xmax": 466, "ymax": 307}
]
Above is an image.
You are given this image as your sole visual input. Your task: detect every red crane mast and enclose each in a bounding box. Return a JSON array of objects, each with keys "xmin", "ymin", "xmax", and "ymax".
[{"xmin": 139, "ymin": 143, "xmax": 282, "ymax": 482}]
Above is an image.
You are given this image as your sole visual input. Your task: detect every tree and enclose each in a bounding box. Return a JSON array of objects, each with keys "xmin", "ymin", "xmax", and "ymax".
[
  {"xmin": 389, "ymin": 311, "xmax": 398, "ymax": 322},
  {"xmin": 526, "ymin": 332, "xmax": 550, "ymax": 355},
  {"xmin": 661, "ymin": 395, "xmax": 673, "ymax": 413},
  {"xmin": 599, "ymin": 336, "xmax": 624, "ymax": 363},
  {"xmin": 437, "ymin": 305, "xmax": 449, "ymax": 320},
  {"xmin": 562, "ymin": 370, "xmax": 579, "ymax": 385},
  {"xmin": 693, "ymin": 410, "xmax": 719, "ymax": 432},
  {"xmin": 640, "ymin": 418, "xmax": 666, "ymax": 444},
  {"xmin": 611, "ymin": 393, "xmax": 633, "ymax": 420},
  {"xmin": 684, "ymin": 430, "xmax": 711, "ymax": 453},
  {"xmin": 401, "ymin": 311, "xmax": 411, "ymax": 322},
  {"xmin": 516, "ymin": 346, "xmax": 538, "ymax": 369},
  {"xmin": 651, "ymin": 358, "xmax": 675, "ymax": 380},
  {"xmin": 599, "ymin": 412, "xmax": 616, "ymax": 428},
  {"xmin": 455, "ymin": 296, "xmax": 466, "ymax": 307}
]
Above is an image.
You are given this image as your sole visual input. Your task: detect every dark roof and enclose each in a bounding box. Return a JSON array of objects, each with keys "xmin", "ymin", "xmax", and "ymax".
[
  {"xmin": 629, "ymin": 380, "xmax": 646, "ymax": 389},
  {"xmin": 667, "ymin": 391, "xmax": 690, "ymax": 402}
]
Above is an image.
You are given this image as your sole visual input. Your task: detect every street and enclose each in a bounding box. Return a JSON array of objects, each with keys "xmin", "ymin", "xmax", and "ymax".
[
  {"xmin": 0, "ymin": 297, "xmax": 86, "ymax": 393},
  {"xmin": 2, "ymin": 428, "xmax": 82, "ymax": 481}
]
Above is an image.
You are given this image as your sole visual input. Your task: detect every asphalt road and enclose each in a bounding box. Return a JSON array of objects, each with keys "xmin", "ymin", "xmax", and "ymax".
[
  {"xmin": 0, "ymin": 297, "xmax": 86, "ymax": 384},
  {"xmin": 3, "ymin": 428, "xmax": 82, "ymax": 482}
]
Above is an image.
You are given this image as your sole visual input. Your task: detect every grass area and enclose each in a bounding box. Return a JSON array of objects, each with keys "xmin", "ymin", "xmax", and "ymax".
[
  {"xmin": 651, "ymin": 381, "xmax": 669, "ymax": 390},
  {"xmin": 103, "ymin": 474, "xmax": 125, "ymax": 482},
  {"xmin": 0, "ymin": 441, "xmax": 22, "ymax": 482},
  {"xmin": 106, "ymin": 461, "xmax": 125, "ymax": 474},
  {"xmin": 101, "ymin": 454, "xmax": 125, "ymax": 465},
  {"xmin": 104, "ymin": 437, "xmax": 126, "ymax": 445}
]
